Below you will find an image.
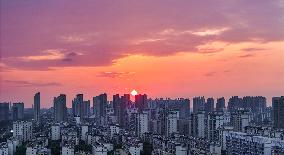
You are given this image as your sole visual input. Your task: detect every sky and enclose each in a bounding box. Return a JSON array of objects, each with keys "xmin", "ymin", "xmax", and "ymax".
[{"xmin": 1, "ymin": 0, "xmax": 284, "ymax": 108}]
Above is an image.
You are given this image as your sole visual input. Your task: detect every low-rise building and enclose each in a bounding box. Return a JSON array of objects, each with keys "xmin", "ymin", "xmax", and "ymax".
[
  {"xmin": 225, "ymin": 132, "xmax": 284, "ymax": 155},
  {"xmin": 0, "ymin": 142, "xmax": 8, "ymax": 155}
]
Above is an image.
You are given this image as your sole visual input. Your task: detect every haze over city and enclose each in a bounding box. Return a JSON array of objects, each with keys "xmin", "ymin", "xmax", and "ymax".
[{"xmin": 1, "ymin": 0, "xmax": 284, "ymax": 108}]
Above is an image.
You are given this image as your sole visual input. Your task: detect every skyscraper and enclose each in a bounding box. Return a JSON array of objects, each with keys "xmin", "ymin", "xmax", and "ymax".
[
  {"xmin": 138, "ymin": 111, "xmax": 149, "ymax": 137},
  {"xmin": 228, "ymin": 96, "xmax": 243, "ymax": 112},
  {"xmin": 93, "ymin": 93, "xmax": 107, "ymax": 117},
  {"xmin": 193, "ymin": 97, "xmax": 205, "ymax": 113},
  {"xmin": 216, "ymin": 97, "xmax": 225, "ymax": 111},
  {"xmin": 53, "ymin": 94, "xmax": 67, "ymax": 122},
  {"xmin": 12, "ymin": 102, "xmax": 24, "ymax": 120},
  {"xmin": 72, "ymin": 94, "xmax": 90, "ymax": 119},
  {"xmin": 34, "ymin": 92, "xmax": 40, "ymax": 123},
  {"xmin": 72, "ymin": 94, "xmax": 83, "ymax": 116},
  {"xmin": 230, "ymin": 110, "xmax": 250, "ymax": 132},
  {"xmin": 113, "ymin": 94, "xmax": 120, "ymax": 117},
  {"xmin": 82, "ymin": 100, "xmax": 90, "ymax": 118},
  {"xmin": 0, "ymin": 103, "xmax": 9, "ymax": 121},
  {"xmin": 135, "ymin": 94, "xmax": 147, "ymax": 112},
  {"xmin": 272, "ymin": 96, "xmax": 284, "ymax": 129},
  {"xmin": 207, "ymin": 111, "xmax": 224, "ymax": 142},
  {"xmin": 205, "ymin": 98, "xmax": 214, "ymax": 113},
  {"xmin": 166, "ymin": 111, "xmax": 179, "ymax": 137}
]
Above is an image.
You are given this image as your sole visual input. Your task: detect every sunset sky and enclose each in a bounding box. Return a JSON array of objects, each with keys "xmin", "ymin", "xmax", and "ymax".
[{"xmin": 1, "ymin": 0, "xmax": 284, "ymax": 108}]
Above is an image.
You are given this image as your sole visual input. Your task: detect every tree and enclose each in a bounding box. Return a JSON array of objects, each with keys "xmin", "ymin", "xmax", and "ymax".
[
  {"xmin": 140, "ymin": 142, "xmax": 153, "ymax": 155},
  {"xmin": 74, "ymin": 140, "xmax": 92, "ymax": 153},
  {"xmin": 15, "ymin": 145, "xmax": 26, "ymax": 155},
  {"xmin": 48, "ymin": 140, "xmax": 61, "ymax": 155}
]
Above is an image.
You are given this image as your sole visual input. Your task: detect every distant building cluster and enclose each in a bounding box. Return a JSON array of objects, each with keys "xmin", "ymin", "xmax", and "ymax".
[{"xmin": 0, "ymin": 93, "xmax": 284, "ymax": 155}]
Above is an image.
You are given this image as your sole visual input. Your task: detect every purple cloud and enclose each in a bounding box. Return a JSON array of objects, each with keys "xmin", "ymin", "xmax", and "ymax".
[
  {"xmin": 1, "ymin": 0, "xmax": 283, "ymax": 70},
  {"xmin": 97, "ymin": 72, "xmax": 135, "ymax": 78},
  {"xmin": 239, "ymin": 54, "xmax": 255, "ymax": 58},
  {"xmin": 4, "ymin": 80, "xmax": 62, "ymax": 87}
]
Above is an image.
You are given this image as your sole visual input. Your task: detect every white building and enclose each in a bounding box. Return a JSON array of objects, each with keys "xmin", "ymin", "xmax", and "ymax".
[
  {"xmin": 13, "ymin": 121, "xmax": 33, "ymax": 142},
  {"xmin": 166, "ymin": 111, "xmax": 179, "ymax": 137},
  {"xmin": 81, "ymin": 125, "xmax": 89, "ymax": 142},
  {"xmin": 109, "ymin": 125, "xmax": 120, "ymax": 138},
  {"xmin": 231, "ymin": 110, "xmax": 250, "ymax": 132},
  {"xmin": 197, "ymin": 111, "xmax": 206, "ymax": 138},
  {"xmin": 0, "ymin": 142, "xmax": 8, "ymax": 155},
  {"xmin": 220, "ymin": 125, "xmax": 234, "ymax": 151},
  {"xmin": 51, "ymin": 124, "xmax": 61, "ymax": 140},
  {"xmin": 62, "ymin": 145, "xmax": 75, "ymax": 155},
  {"xmin": 92, "ymin": 144, "xmax": 107, "ymax": 155},
  {"xmin": 87, "ymin": 134, "xmax": 101, "ymax": 145},
  {"xmin": 7, "ymin": 138, "xmax": 21, "ymax": 155},
  {"xmin": 138, "ymin": 112, "xmax": 149, "ymax": 137},
  {"xmin": 129, "ymin": 143, "xmax": 143, "ymax": 155},
  {"xmin": 175, "ymin": 145, "xmax": 187, "ymax": 155},
  {"xmin": 225, "ymin": 131, "xmax": 284, "ymax": 155},
  {"xmin": 101, "ymin": 143, "xmax": 113, "ymax": 152},
  {"xmin": 26, "ymin": 145, "xmax": 51, "ymax": 155},
  {"xmin": 75, "ymin": 116, "xmax": 81, "ymax": 125},
  {"xmin": 207, "ymin": 112, "xmax": 224, "ymax": 142}
]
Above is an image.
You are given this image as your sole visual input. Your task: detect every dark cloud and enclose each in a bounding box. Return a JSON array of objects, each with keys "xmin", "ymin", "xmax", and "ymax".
[
  {"xmin": 97, "ymin": 72, "xmax": 135, "ymax": 78},
  {"xmin": 239, "ymin": 54, "xmax": 255, "ymax": 58},
  {"xmin": 205, "ymin": 72, "xmax": 217, "ymax": 77},
  {"xmin": 65, "ymin": 52, "xmax": 80, "ymax": 57},
  {"xmin": 223, "ymin": 70, "xmax": 231, "ymax": 73},
  {"xmin": 197, "ymin": 48, "xmax": 224, "ymax": 54},
  {"xmin": 241, "ymin": 48, "xmax": 267, "ymax": 52},
  {"xmin": 4, "ymin": 80, "xmax": 62, "ymax": 87}
]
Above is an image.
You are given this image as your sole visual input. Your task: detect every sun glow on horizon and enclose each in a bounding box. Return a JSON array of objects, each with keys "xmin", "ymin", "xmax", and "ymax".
[{"xmin": 131, "ymin": 89, "xmax": 138, "ymax": 96}]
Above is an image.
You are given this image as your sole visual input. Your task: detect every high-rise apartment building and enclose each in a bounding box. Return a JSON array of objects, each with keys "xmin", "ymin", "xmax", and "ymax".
[
  {"xmin": 53, "ymin": 94, "xmax": 67, "ymax": 122},
  {"xmin": 0, "ymin": 103, "xmax": 9, "ymax": 121},
  {"xmin": 72, "ymin": 94, "xmax": 83, "ymax": 117},
  {"xmin": 13, "ymin": 121, "xmax": 33, "ymax": 142},
  {"xmin": 228, "ymin": 96, "xmax": 243, "ymax": 112},
  {"xmin": 231, "ymin": 110, "xmax": 250, "ymax": 132},
  {"xmin": 166, "ymin": 111, "xmax": 179, "ymax": 137},
  {"xmin": 138, "ymin": 111, "xmax": 149, "ymax": 137},
  {"xmin": 51, "ymin": 124, "xmax": 61, "ymax": 140},
  {"xmin": 135, "ymin": 94, "xmax": 147, "ymax": 112},
  {"xmin": 207, "ymin": 111, "xmax": 224, "ymax": 142},
  {"xmin": 272, "ymin": 96, "xmax": 284, "ymax": 129},
  {"xmin": 93, "ymin": 93, "xmax": 107, "ymax": 117},
  {"xmin": 72, "ymin": 94, "xmax": 91, "ymax": 119},
  {"xmin": 216, "ymin": 97, "xmax": 225, "ymax": 111},
  {"xmin": 205, "ymin": 98, "xmax": 214, "ymax": 113},
  {"xmin": 193, "ymin": 97, "xmax": 205, "ymax": 113},
  {"xmin": 12, "ymin": 102, "xmax": 24, "ymax": 120},
  {"xmin": 34, "ymin": 92, "xmax": 40, "ymax": 123}
]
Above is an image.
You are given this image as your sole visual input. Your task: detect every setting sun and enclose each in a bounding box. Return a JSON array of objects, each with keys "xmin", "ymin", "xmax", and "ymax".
[{"xmin": 131, "ymin": 90, "xmax": 138, "ymax": 96}]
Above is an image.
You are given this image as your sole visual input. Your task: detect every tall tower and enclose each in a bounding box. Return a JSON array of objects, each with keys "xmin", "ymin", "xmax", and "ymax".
[
  {"xmin": 273, "ymin": 96, "xmax": 284, "ymax": 129},
  {"xmin": 94, "ymin": 93, "xmax": 107, "ymax": 117},
  {"xmin": 216, "ymin": 97, "xmax": 225, "ymax": 111},
  {"xmin": 205, "ymin": 98, "xmax": 214, "ymax": 113},
  {"xmin": 193, "ymin": 97, "xmax": 205, "ymax": 113},
  {"xmin": 53, "ymin": 94, "xmax": 67, "ymax": 122},
  {"xmin": 0, "ymin": 103, "xmax": 9, "ymax": 121},
  {"xmin": 34, "ymin": 92, "xmax": 40, "ymax": 123},
  {"xmin": 72, "ymin": 94, "xmax": 83, "ymax": 116},
  {"xmin": 12, "ymin": 102, "xmax": 24, "ymax": 120},
  {"xmin": 135, "ymin": 94, "xmax": 147, "ymax": 112}
]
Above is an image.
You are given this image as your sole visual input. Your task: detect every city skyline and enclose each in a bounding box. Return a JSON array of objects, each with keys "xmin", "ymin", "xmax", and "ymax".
[
  {"xmin": 0, "ymin": 91, "xmax": 278, "ymax": 109},
  {"xmin": 1, "ymin": 0, "xmax": 284, "ymax": 107},
  {"xmin": 1, "ymin": 1, "xmax": 284, "ymax": 154}
]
